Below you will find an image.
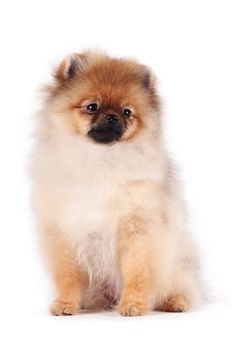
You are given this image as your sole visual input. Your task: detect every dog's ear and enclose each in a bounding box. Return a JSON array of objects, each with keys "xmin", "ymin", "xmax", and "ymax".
[
  {"xmin": 55, "ymin": 53, "xmax": 86, "ymax": 82},
  {"xmin": 140, "ymin": 65, "xmax": 157, "ymax": 90},
  {"xmin": 140, "ymin": 65, "xmax": 160, "ymax": 109}
]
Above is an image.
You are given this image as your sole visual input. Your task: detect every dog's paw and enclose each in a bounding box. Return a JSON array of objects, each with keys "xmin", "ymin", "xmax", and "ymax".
[
  {"xmin": 50, "ymin": 300, "xmax": 78, "ymax": 316},
  {"xmin": 159, "ymin": 295, "xmax": 188, "ymax": 312},
  {"xmin": 119, "ymin": 300, "xmax": 148, "ymax": 316}
]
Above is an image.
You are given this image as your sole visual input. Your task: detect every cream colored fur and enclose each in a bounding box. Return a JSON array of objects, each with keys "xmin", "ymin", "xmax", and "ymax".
[{"xmin": 31, "ymin": 106, "xmax": 201, "ymax": 311}]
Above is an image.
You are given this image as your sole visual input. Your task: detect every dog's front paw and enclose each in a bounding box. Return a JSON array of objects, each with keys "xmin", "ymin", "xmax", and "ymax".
[
  {"xmin": 119, "ymin": 300, "xmax": 148, "ymax": 316},
  {"xmin": 50, "ymin": 300, "xmax": 78, "ymax": 316}
]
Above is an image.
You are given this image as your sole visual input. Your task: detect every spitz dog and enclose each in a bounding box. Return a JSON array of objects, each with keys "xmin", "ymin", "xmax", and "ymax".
[{"xmin": 31, "ymin": 51, "xmax": 201, "ymax": 316}]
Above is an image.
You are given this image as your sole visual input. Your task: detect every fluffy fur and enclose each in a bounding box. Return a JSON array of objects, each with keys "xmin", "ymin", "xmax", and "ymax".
[{"xmin": 31, "ymin": 50, "xmax": 201, "ymax": 316}]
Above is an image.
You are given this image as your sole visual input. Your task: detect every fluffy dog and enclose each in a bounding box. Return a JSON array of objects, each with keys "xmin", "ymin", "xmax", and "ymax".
[{"xmin": 31, "ymin": 51, "xmax": 201, "ymax": 316}]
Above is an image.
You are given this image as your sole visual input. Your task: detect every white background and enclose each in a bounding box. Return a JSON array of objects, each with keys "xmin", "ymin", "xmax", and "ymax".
[{"xmin": 0, "ymin": 0, "xmax": 232, "ymax": 349}]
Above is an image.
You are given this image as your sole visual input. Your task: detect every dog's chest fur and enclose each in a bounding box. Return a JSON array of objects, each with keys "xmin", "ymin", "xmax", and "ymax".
[{"xmin": 33, "ymin": 133, "xmax": 165, "ymax": 288}]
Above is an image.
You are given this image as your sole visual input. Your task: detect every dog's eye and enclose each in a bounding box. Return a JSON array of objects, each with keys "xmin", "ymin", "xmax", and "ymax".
[
  {"xmin": 122, "ymin": 108, "xmax": 132, "ymax": 117},
  {"xmin": 86, "ymin": 103, "xmax": 99, "ymax": 113}
]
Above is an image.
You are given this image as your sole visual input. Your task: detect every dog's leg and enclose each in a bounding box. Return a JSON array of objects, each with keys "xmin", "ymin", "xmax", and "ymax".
[
  {"xmin": 117, "ymin": 215, "xmax": 155, "ymax": 316},
  {"xmin": 42, "ymin": 227, "xmax": 88, "ymax": 316}
]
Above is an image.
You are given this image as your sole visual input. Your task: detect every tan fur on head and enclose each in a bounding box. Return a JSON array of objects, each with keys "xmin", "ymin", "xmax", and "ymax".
[
  {"xmin": 31, "ymin": 50, "xmax": 202, "ymax": 316},
  {"xmin": 44, "ymin": 51, "xmax": 160, "ymax": 144}
]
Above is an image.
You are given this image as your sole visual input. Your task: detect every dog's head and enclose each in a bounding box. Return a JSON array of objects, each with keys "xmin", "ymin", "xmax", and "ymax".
[{"xmin": 46, "ymin": 51, "xmax": 160, "ymax": 144}]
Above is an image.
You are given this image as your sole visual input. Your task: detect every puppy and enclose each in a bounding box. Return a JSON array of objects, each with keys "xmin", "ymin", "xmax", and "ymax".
[{"xmin": 31, "ymin": 51, "xmax": 201, "ymax": 316}]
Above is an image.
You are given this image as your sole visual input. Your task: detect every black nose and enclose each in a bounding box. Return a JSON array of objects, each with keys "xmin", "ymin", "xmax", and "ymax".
[{"xmin": 105, "ymin": 114, "xmax": 118, "ymax": 125}]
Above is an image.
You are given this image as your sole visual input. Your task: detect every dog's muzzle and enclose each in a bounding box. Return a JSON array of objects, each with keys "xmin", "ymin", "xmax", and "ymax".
[{"xmin": 88, "ymin": 114, "xmax": 124, "ymax": 144}]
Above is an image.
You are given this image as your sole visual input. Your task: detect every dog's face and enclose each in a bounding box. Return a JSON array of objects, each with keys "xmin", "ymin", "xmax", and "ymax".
[{"xmin": 47, "ymin": 52, "xmax": 160, "ymax": 144}]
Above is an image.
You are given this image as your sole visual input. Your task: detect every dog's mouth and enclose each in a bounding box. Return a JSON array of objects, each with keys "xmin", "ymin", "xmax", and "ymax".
[{"xmin": 88, "ymin": 125, "xmax": 123, "ymax": 144}]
